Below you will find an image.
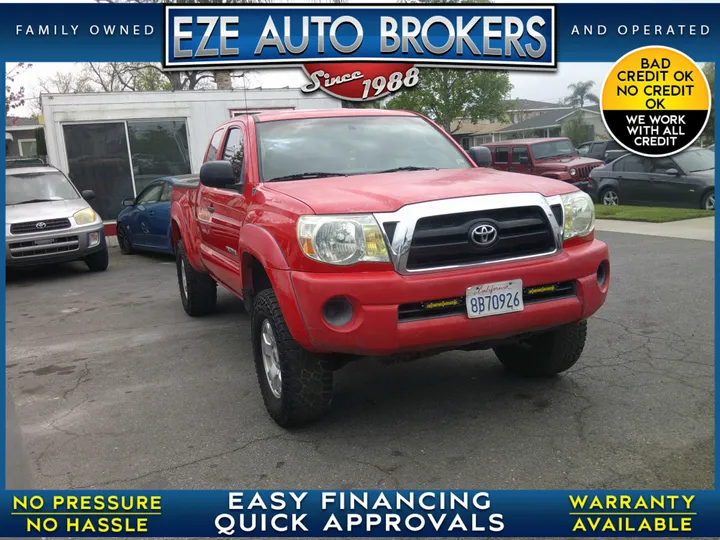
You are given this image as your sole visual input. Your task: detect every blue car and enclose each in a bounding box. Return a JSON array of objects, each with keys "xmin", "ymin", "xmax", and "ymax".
[{"xmin": 117, "ymin": 177, "xmax": 183, "ymax": 255}]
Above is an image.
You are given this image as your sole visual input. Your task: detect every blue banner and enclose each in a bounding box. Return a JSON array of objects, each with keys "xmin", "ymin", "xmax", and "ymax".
[
  {"xmin": 0, "ymin": 3, "xmax": 718, "ymax": 63},
  {"xmin": 1, "ymin": 490, "xmax": 719, "ymax": 537},
  {"xmin": 163, "ymin": 5, "xmax": 556, "ymax": 69}
]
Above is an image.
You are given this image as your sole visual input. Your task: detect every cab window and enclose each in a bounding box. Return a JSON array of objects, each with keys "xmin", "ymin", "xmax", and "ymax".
[
  {"xmin": 222, "ymin": 127, "xmax": 245, "ymax": 183},
  {"xmin": 512, "ymin": 146, "xmax": 530, "ymax": 164},
  {"xmin": 495, "ymin": 147, "xmax": 509, "ymax": 164},
  {"xmin": 205, "ymin": 129, "xmax": 225, "ymax": 162}
]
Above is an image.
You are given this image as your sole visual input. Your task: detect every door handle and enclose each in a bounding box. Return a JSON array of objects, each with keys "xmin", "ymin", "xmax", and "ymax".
[{"xmin": 208, "ymin": 206, "xmax": 215, "ymax": 213}]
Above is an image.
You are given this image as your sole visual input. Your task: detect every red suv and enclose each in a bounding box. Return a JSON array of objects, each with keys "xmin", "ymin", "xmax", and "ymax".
[{"xmin": 479, "ymin": 138, "xmax": 604, "ymax": 190}]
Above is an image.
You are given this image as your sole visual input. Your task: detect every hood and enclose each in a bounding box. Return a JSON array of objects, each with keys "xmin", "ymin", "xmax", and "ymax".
[
  {"xmin": 6, "ymin": 198, "xmax": 91, "ymax": 224},
  {"xmin": 535, "ymin": 156, "xmax": 603, "ymax": 168},
  {"xmin": 694, "ymin": 169, "xmax": 715, "ymax": 182},
  {"xmin": 264, "ymin": 168, "xmax": 578, "ymax": 214}
]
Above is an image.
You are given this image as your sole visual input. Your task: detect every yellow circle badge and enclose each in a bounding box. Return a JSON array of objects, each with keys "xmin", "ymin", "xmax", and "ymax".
[{"xmin": 601, "ymin": 45, "xmax": 711, "ymax": 157}]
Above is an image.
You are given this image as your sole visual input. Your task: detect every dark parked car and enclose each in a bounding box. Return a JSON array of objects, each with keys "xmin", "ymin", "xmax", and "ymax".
[
  {"xmin": 587, "ymin": 147, "xmax": 715, "ymax": 210},
  {"xmin": 116, "ymin": 176, "xmax": 196, "ymax": 255},
  {"xmin": 577, "ymin": 140, "xmax": 628, "ymax": 164}
]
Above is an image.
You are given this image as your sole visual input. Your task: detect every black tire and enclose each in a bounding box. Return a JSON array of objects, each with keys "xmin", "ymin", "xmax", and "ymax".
[
  {"xmin": 494, "ymin": 321, "xmax": 587, "ymax": 378},
  {"xmin": 85, "ymin": 247, "xmax": 109, "ymax": 272},
  {"xmin": 251, "ymin": 288, "xmax": 333, "ymax": 427},
  {"xmin": 176, "ymin": 240, "xmax": 217, "ymax": 316},
  {"xmin": 599, "ymin": 187, "xmax": 620, "ymax": 206},
  {"xmin": 117, "ymin": 224, "xmax": 134, "ymax": 254},
  {"xmin": 701, "ymin": 189, "xmax": 715, "ymax": 211}
]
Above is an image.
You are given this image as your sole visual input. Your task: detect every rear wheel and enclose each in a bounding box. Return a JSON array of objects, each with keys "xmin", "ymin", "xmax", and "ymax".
[
  {"xmin": 599, "ymin": 187, "xmax": 619, "ymax": 206},
  {"xmin": 251, "ymin": 288, "xmax": 333, "ymax": 427},
  {"xmin": 702, "ymin": 190, "xmax": 715, "ymax": 211},
  {"xmin": 494, "ymin": 321, "xmax": 587, "ymax": 377},
  {"xmin": 85, "ymin": 247, "xmax": 109, "ymax": 272},
  {"xmin": 176, "ymin": 240, "xmax": 217, "ymax": 316},
  {"xmin": 117, "ymin": 224, "xmax": 134, "ymax": 254}
]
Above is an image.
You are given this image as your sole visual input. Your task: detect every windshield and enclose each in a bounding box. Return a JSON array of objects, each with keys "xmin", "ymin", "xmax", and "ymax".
[
  {"xmin": 673, "ymin": 148, "xmax": 715, "ymax": 173},
  {"xmin": 6, "ymin": 171, "xmax": 80, "ymax": 206},
  {"xmin": 256, "ymin": 116, "xmax": 471, "ymax": 182},
  {"xmin": 530, "ymin": 140, "xmax": 576, "ymax": 160}
]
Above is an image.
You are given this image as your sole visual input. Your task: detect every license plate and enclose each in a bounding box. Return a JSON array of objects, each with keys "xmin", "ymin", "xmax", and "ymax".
[
  {"xmin": 34, "ymin": 238, "xmax": 55, "ymax": 246},
  {"xmin": 466, "ymin": 280, "xmax": 524, "ymax": 319}
]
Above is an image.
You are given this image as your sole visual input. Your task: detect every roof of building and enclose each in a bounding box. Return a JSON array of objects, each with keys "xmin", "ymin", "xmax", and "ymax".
[
  {"xmin": 505, "ymin": 99, "xmax": 561, "ymax": 111},
  {"xmin": 6, "ymin": 117, "xmax": 40, "ymax": 128},
  {"xmin": 482, "ymin": 137, "xmax": 570, "ymax": 146},
  {"xmin": 497, "ymin": 106, "xmax": 600, "ymax": 133},
  {"xmin": 450, "ymin": 120, "xmax": 512, "ymax": 136}
]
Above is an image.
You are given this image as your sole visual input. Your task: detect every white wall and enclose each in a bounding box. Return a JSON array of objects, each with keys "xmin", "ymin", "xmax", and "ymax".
[{"xmin": 41, "ymin": 89, "xmax": 340, "ymax": 175}]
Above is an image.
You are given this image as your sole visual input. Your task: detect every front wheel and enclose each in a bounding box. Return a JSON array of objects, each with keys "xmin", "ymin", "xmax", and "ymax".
[
  {"xmin": 494, "ymin": 321, "xmax": 587, "ymax": 378},
  {"xmin": 85, "ymin": 247, "xmax": 109, "ymax": 272},
  {"xmin": 702, "ymin": 190, "xmax": 715, "ymax": 211},
  {"xmin": 117, "ymin": 224, "xmax": 134, "ymax": 254},
  {"xmin": 251, "ymin": 289, "xmax": 333, "ymax": 427},
  {"xmin": 600, "ymin": 187, "xmax": 620, "ymax": 206},
  {"xmin": 176, "ymin": 240, "xmax": 217, "ymax": 316}
]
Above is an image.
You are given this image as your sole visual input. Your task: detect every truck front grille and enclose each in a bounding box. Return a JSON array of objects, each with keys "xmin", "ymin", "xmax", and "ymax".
[
  {"xmin": 9, "ymin": 236, "xmax": 79, "ymax": 258},
  {"xmin": 576, "ymin": 164, "xmax": 602, "ymax": 180},
  {"xmin": 405, "ymin": 206, "xmax": 556, "ymax": 271},
  {"xmin": 398, "ymin": 281, "xmax": 576, "ymax": 322},
  {"xmin": 10, "ymin": 218, "xmax": 71, "ymax": 235}
]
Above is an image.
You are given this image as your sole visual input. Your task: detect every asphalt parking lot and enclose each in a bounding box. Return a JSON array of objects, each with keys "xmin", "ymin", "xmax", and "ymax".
[{"xmin": 6, "ymin": 231, "xmax": 714, "ymax": 491}]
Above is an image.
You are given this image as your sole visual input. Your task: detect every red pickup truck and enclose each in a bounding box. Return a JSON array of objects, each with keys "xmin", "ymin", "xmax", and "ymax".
[{"xmin": 171, "ymin": 109, "xmax": 610, "ymax": 427}]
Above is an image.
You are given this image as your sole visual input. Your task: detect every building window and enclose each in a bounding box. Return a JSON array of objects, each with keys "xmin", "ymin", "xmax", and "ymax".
[
  {"xmin": 461, "ymin": 137, "xmax": 470, "ymax": 150},
  {"xmin": 62, "ymin": 118, "xmax": 191, "ymax": 221},
  {"xmin": 63, "ymin": 122, "xmax": 135, "ymax": 221},
  {"xmin": 128, "ymin": 120, "xmax": 191, "ymax": 193},
  {"xmin": 18, "ymin": 139, "xmax": 37, "ymax": 157}
]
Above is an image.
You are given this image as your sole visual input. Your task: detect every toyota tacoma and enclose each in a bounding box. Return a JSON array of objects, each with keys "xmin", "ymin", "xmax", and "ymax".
[{"xmin": 170, "ymin": 109, "xmax": 610, "ymax": 427}]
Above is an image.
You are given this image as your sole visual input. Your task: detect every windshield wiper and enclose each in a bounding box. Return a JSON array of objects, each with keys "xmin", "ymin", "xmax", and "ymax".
[
  {"xmin": 374, "ymin": 166, "xmax": 438, "ymax": 173},
  {"xmin": 268, "ymin": 172, "xmax": 349, "ymax": 182},
  {"xmin": 11, "ymin": 198, "xmax": 56, "ymax": 205}
]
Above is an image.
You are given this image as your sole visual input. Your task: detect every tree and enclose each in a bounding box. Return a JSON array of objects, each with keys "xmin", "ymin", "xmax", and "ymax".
[
  {"xmin": 702, "ymin": 62, "xmax": 715, "ymax": 144},
  {"xmin": 6, "ymin": 63, "xmax": 32, "ymax": 119},
  {"xmin": 564, "ymin": 81, "xmax": 599, "ymax": 108},
  {"xmin": 386, "ymin": 69, "xmax": 513, "ymax": 133},
  {"xmin": 562, "ymin": 110, "xmax": 592, "ymax": 146}
]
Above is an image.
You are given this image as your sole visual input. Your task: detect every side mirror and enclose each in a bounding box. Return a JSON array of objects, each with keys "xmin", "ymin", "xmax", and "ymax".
[
  {"xmin": 82, "ymin": 190, "xmax": 96, "ymax": 201},
  {"xmin": 665, "ymin": 168, "xmax": 680, "ymax": 176},
  {"xmin": 122, "ymin": 197, "xmax": 134, "ymax": 206},
  {"xmin": 200, "ymin": 161, "xmax": 238, "ymax": 190},
  {"xmin": 519, "ymin": 156, "xmax": 530, "ymax": 166},
  {"xmin": 468, "ymin": 146, "xmax": 492, "ymax": 168}
]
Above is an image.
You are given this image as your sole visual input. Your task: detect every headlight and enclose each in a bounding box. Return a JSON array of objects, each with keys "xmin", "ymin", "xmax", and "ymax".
[
  {"xmin": 569, "ymin": 168, "xmax": 577, "ymax": 176},
  {"xmin": 73, "ymin": 208, "xmax": 97, "ymax": 225},
  {"xmin": 297, "ymin": 215, "xmax": 389, "ymax": 265},
  {"xmin": 560, "ymin": 191, "xmax": 595, "ymax": 240}
]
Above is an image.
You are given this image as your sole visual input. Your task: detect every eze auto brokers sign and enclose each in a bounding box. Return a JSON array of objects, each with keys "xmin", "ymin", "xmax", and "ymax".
[{"xmin": 164, "ymin": 4, "xmax": 556, "ymax": 102}]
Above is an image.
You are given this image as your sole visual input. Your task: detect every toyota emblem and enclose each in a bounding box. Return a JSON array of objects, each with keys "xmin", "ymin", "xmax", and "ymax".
[
  {"xmin": 35, "ymin": 222, "xmax": 47, "ymax": 229},
  {"xmin": 470, "ymin": 224, "xmax": 498, "ymax": 247}
]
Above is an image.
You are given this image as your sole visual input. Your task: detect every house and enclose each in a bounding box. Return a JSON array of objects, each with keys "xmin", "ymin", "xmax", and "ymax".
[
  {"xmin": 450, "ymin": 99, "xmax": 575, "ymax": 147},
  {"xmin": 493, "ymin": 105, "xmax": 606, "ymax": 141},
  {"xmin": 40, "ymin": 88, "xmax": 341, "ymax": 234},
  {"xmin": 5, "ymin": 117, "xmax": 43, "ymax": 158}
]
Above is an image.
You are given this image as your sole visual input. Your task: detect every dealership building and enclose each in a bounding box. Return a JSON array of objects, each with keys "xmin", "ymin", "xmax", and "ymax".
[{"xmin": 40, "ymin": 88, "xmax": 340, "ymax": 235}]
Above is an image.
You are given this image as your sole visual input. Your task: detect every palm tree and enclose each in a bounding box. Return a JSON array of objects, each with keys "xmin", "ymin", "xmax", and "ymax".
[{"xmin": 565, "ymin": 81, "xmax": 599, "ymax": 109}]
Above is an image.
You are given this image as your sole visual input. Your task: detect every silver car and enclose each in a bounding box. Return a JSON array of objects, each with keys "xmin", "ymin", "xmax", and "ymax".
[{"xmin": 6, "ymin": 166, "xmax": 108, "ymax": 271}]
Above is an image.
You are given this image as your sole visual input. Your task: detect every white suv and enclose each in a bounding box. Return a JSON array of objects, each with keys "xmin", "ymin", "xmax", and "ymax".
[{"xmin": 5, "ymin": 165, "xmax": 108, "ymax": 271}]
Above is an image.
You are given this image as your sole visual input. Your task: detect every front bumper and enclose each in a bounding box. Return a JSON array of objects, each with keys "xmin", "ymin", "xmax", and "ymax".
[
  {"xmin": 281, "ymin": 238, "xmax": 609, "ymax": 355},
  {"xmin": 5, "ymin": 223, "xmax": 106, "ymax": 267}
]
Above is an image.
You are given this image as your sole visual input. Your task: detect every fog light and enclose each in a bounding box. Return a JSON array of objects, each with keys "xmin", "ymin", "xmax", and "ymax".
[
  {"xmin": 88, "ymin": 232, "xmax": 100, "ymax": 247},
  {"xmin": 322, "ymin": 297, "xmax": 354, "ymax": 327},
  {"xmin": 597, "ymin": 261, "xmax": 608, "ymax": 288}
]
